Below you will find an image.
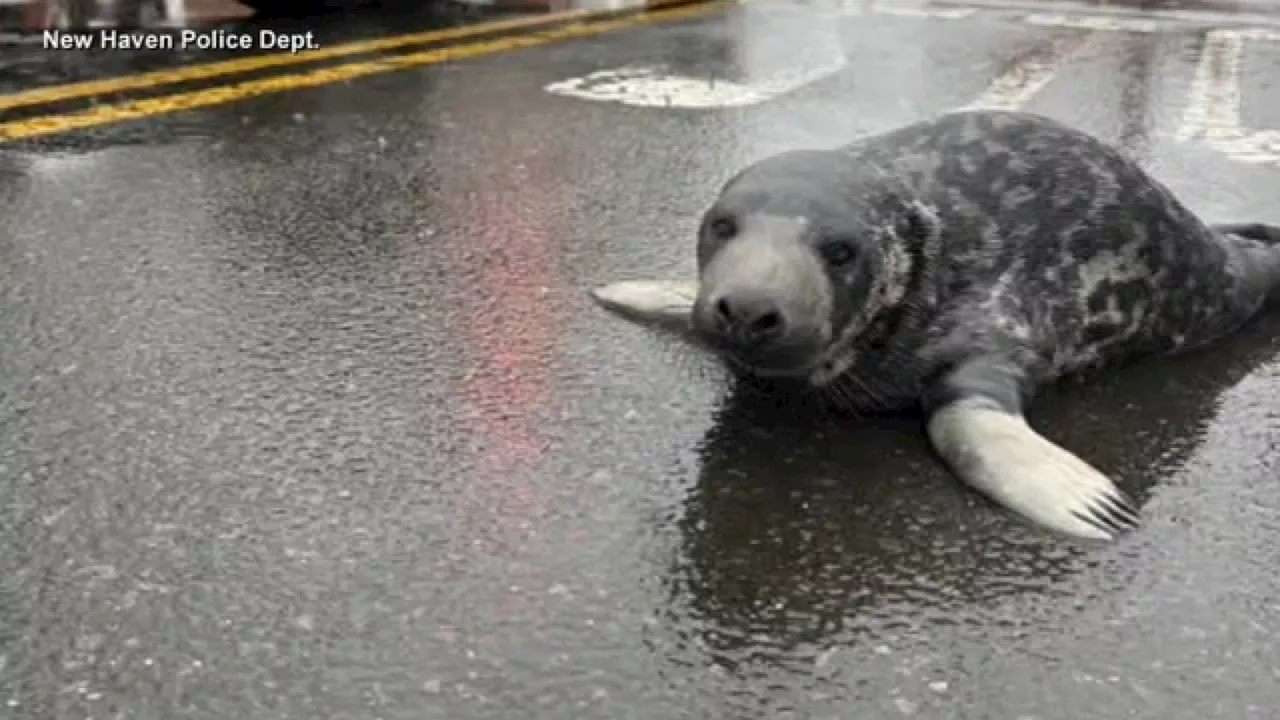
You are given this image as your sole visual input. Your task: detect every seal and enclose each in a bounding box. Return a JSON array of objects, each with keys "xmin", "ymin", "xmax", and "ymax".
[{"xmin": 590, "ymin": 109, "xmax": 1280, "ymax": 542}]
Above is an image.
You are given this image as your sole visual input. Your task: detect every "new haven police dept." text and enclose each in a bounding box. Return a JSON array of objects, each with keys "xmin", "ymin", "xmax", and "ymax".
[{"xmin": 44, "ymin": 29, "xmax": 319, "ymax": 53}]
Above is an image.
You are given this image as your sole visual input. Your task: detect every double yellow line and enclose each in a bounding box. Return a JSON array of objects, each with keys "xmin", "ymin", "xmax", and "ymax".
[{"xmin": 0, "ymin": 0, "xmax": 729, "ymax": 143}]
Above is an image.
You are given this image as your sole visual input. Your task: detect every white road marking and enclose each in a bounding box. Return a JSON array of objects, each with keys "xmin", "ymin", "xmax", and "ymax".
[
  {"xmin": 923, "ymin": 0, "xmax": 1280, "ymax": 31},
  {"xmin": 1230, "ymin": 27, "xmax": 1280, "ymax": 41},
  {"xmin": 833, "ymin": 3, "xmax": 974, "ymax": 20},
  {"xmin": 543, "ymin": 55, "xmax": 845, "ymax": 108},
  {"xmin": 1176, "ymin": 29, "xmax": 1280, "ymax": 165},
  {"xmin": 1023, "ymin": 13, "xmax": 1160, "ymax": 34},
  {"xmin": 750, "ymin": 0, "xmax": 1280, "ymax": 36},
  {"xmin": 543, "ymin": 29, "xmax": 846, "ymax": 108},
  {"xmin": 546, "ymin": 65, "xmax": 765, "ymax": 108},
  {"xmin": 957, "ymin": 34, "xmax": 1090, "ymax": 112},
  {"xmin": 543, "ymin": 3, "xmax": 1280, "ymax": 169},
  {"xmin": 876, "ymin": 5, "xmax": 974, "ymax": 19}
]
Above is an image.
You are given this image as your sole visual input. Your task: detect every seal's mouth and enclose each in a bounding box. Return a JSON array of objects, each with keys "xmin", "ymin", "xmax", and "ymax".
[
  {"xmin": 719, "ymin": 347, "xmax": 824, "ymax": 378},
  {"xmin": 691, "ymin": 324, "xmax": 832, "ymax": 380}
]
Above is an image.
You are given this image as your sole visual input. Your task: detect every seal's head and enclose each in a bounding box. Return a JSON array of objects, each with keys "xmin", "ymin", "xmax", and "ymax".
[{"xmin": 691, "ymin": 149, "xmax": 932, "ymax": 385}]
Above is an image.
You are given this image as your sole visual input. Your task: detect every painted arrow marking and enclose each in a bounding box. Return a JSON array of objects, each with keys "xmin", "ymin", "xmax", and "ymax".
[
  {"xmin": 958, "ymin": 33, "xmax": 1094, "ymax": 112},
  {"xmin": 543, "ymin": 58, "xmax": 846, "ymax": 108},
  {"xmin": 543, "ymin": 40, "xmax": 845, "ymax": 108},
  {"xmin": 544, "ymin": 7, "xmax": 1279, "ymax": 167}
]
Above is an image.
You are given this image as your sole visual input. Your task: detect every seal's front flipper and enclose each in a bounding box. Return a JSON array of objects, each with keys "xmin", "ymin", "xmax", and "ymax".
[
  {"xmin": 924, "ymin": 358, "xmax": 1139, "ymax": 541},
  {"xmin": 589, "ymin": 280, "xmax": 699, "ymax": 335},
  {"xmin": 927, "ymin": 400, "xmax": 1139, "ymax": 540}
]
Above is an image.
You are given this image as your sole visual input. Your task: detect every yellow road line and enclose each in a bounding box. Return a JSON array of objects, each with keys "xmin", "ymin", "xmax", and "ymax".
[
  {"xmin": 0, "ymin": 0, "xmax": 709, "ymax": 113},
  {"xmin": 0, "ymin": 2, "xmax": 727, "ymax": 142}
]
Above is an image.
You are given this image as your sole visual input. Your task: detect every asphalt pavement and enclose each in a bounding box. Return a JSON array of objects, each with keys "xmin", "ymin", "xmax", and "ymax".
[{"xmin": 3, "ymin": 1, "xmax": 1280, "ymax": 718}]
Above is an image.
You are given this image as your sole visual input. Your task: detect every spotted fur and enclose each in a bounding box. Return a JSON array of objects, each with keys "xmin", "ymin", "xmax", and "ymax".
[
  {"xmin": 778, "ymin": 109, "xmax": 1280, "ymax": 413},
  {"xmin": 591, "ymin": 109, "xmax": 1280, "ymax": 542}
]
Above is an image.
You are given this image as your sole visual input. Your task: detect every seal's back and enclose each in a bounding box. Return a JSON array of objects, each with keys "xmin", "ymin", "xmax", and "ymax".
[{"xmin": 846, "ymin": 109, "xmax": 1280, "ymax": 371}]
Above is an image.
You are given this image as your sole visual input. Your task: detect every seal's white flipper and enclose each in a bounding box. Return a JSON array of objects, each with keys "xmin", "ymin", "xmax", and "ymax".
[
  {"xmin": 589, "ymin": 280, "xmax": 699, "ymax": 331},
  {"xmin": 926, "ymin": 399, "xmax": 1140, "ymax": 541}
]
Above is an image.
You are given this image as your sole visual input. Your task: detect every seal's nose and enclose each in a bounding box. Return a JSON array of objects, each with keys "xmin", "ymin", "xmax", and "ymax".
[{"xmin": 710, "ymin": 289, "xmax": 788, "ymax": 346}]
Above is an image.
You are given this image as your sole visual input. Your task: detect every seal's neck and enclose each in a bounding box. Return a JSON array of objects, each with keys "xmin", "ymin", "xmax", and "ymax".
[
  {"xmin": 882, "ymin": 200, "xmax": 941, "ymax": 312},
  {"xmin": 807, "ymin": 201, "xmax": 942, "ymax": 387}
]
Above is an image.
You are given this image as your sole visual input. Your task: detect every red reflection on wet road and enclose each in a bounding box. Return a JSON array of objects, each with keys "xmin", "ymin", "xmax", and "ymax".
[
  {"xmin": 439, "ymin": 145, "xmax": 575, "ymax": 643},
  {"xmin": 463, "ymin": 183, "xmax": 559, "ymax": 478},
  {"xmin": 449, "ymin": 153, "xmax": 568, "ymax": 558}
]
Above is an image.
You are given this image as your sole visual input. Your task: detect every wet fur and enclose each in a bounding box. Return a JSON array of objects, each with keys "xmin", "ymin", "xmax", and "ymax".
[
  {"xmin": 593, "ymin": 109, "xmax": 1280, "ymax": 541},
  {"xmin": 715, "ymin": 114, "xmax": 1280, "ymax": 414}
]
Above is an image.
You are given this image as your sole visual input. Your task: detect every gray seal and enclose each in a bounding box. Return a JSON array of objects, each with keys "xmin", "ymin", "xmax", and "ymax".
[{"xmin": 590, "ymin": 109, "xmax": 1280, "ymax": 542}]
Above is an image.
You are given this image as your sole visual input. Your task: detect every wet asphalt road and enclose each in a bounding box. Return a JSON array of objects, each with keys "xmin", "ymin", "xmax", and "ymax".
[{"xmin": 4, "ymin": 1, "xmax": 1280, "ymax": 718}]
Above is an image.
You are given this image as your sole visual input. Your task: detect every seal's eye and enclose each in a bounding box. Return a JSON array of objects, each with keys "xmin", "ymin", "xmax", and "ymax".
[
  {"xmin": 820, "ymin": 240, "xmax": 856, "ymax": 267},
  {"xmin": 709, "ymin": 216, "xmax": 738, "ymax": 240}
]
